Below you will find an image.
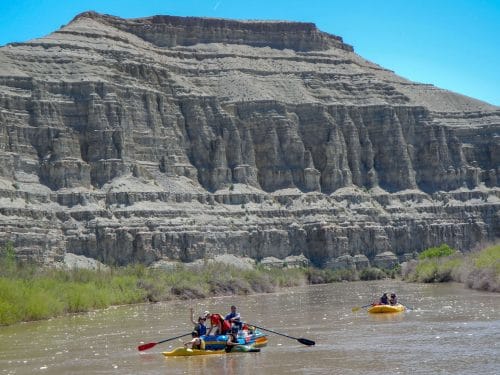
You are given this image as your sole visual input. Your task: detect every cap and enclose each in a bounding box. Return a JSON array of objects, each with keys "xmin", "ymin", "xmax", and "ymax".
[{"xmin": 204, "ymin": 311, "xmax": 210, "ymax": 317}]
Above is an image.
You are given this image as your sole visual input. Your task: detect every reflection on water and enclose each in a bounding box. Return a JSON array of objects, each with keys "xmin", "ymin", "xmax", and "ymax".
[
  {"xmin": 0, "ymin": 281, "xmax": 498, "ymax": 374},
  {"xmin": 367, "ymin": 311, "xmax": 405, "ymax": 322}
]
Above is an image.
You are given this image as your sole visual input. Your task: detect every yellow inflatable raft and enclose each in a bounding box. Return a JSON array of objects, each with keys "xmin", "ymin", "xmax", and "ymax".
[
  {"xmin": 163, "ymin": 345, "xmax": 260, "ymax": 357},
  {"xmin": 367, "ymin": 304, "xmax": 405, "ymax": 313}
]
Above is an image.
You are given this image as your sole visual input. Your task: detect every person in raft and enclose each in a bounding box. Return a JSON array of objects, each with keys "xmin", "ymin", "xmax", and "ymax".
[
  {"xmin": 190, "ymin": 307, "xmax": 207, "ymax": 336},
  {"xmin": 205, "ymin": 311, "xmax": 231, "ymax": 336},
  {"xmin": 225, "ymin": 326, "xmax": 240, "ymax": 353},
  {"xmin": 184, "ymin": 331, "xmax": 205, "ymax": 350},
  {"xmin": 389, "ymin": 293, "xmax": 398, "ymax": 305},
  {"xmin": 379, "ymin": 293, "xmax": 389, "ymax": 305},
  {"xmin": 224, "ymin": 305, "xmax": 242, "ymax": 330}
]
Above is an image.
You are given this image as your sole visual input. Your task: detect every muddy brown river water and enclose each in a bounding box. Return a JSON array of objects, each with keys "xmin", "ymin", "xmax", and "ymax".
[{"xmin": 1, "ymin": 280, "xmax": 498, "ymax": 374}]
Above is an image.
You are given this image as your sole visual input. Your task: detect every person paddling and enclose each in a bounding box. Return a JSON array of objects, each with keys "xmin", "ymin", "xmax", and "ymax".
[
  {"xmin": 184, "ymin": 331, "xmax": 205, "ymax": 350},
  {"xmin": 379, "ymin": 293, "xmax": 389, "ymax": 305},
  {"xmin": 389, "ymin": 293, "xmax": 398, "ymax": 305},
  {"xmin": 225, "ymin": 326, "xmax": 240, "ymax": 353}
]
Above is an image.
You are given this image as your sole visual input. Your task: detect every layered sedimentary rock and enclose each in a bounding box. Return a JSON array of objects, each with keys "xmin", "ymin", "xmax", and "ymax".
[{"xmin": 0, "ymin": 11, "xmax": 499, "ymax": 267}]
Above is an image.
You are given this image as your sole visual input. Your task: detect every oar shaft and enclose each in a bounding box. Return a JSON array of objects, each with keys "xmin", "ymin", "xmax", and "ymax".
[
  {"xmin": 249, "ymin": 323, "xmax": 315, "ymax": 346},
  {"xmin": 138, "ymin": 332, "xmax": 192, "ymax": 351},
  {"xmin": 157, "ymin": 332, "xmax": 191, "ymax": 344},
  {"xmin": 250, "ymin": 324, "xmax": 298, "ymax": 340}
]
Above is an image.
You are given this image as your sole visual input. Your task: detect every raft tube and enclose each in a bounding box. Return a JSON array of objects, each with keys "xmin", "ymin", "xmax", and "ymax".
[
  {"xmin": 368, "ymin": 303, "xmax": 405, "ymax": 313},
  {"xmin": 162, "ymin": 345, "xmax": 260, "ymax": 357},
  {"xmin": 202, "ymin": 329, "xmax": 267, "ymax": 350}
]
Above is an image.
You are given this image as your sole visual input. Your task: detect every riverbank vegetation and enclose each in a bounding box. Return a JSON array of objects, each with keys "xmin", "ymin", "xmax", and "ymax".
[
  {"xmin": 0, "ymin": 243, "xmax": 398, "ymax": 326},
  {"xmin": 1, "ymin": 241, "xmax": 498, "ymax": 326},
  {"xmin": 0, "ymin": 243, "xmax": 326, "ymax": 325},
  {"xmin": 402, "ymin": 243, "xmax": 500, "ymax": 292}
]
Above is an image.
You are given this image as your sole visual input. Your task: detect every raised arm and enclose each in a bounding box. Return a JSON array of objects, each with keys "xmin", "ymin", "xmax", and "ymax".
[{"xmin": 189, "ymin": 307, "xmax": 197, "ymax": 325}]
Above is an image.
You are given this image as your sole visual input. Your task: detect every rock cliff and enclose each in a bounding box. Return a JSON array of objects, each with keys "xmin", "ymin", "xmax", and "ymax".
[{"xmin": 0, "ymin": 11, "xmax": 498, "ymax": 267}]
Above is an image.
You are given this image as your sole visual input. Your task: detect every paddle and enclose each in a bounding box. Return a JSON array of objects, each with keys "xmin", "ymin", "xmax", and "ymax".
[
  {"xmin": 249, "ymin": 323, "xmax": 315, "ymax": 346},
  {"xmin": 137, "ymin": 332, "xmax": 192, "ymax": 351},
  {"xmin": 351, "ymin": 304, "xmax": 373, "ymax": 312}
]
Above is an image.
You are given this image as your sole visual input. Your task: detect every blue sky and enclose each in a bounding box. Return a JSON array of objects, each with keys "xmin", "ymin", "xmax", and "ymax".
[{"xmin": 1, "ymin": 0, "xmax": 499, "ymax": 105}]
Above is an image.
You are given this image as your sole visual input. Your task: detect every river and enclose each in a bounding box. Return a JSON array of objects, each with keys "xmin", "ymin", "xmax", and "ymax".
[{"xmin": 0, "ymin": 280, "xmax": 498, "ymax": 374}]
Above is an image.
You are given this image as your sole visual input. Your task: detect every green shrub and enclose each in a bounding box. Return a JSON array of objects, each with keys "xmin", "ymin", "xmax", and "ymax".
[{"xmin": 418, "ymin": 244, "xmax": 455, "ymax": 259}]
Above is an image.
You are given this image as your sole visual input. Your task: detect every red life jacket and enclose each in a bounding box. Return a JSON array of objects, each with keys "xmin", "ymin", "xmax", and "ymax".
[
  {"xmin": 211, "ymin": 313, "xmax": 231, "ymax": 334},
  {"xmin": 220, "ymin": 315, "xmax": 231, "ymax": 333}
]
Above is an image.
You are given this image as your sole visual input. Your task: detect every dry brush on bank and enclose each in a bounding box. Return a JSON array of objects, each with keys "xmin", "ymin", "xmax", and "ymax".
[{"xmin": 402, "ymin": 243, "xmax": 500, "ymax": 292}]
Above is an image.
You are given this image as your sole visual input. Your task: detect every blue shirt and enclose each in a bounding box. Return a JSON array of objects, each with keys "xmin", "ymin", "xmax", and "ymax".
[
  {"xmin": 225, "ymin": 312, "xmax": 240, "ymax": 321},
  {"xmin": 196, "ymin": 323, "xmax": 207, "ymax": 336}
]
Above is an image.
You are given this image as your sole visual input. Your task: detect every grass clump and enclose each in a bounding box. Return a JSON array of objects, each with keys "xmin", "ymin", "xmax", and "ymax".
[
  {"xmin": 402, "ymin": 243, "xmax": 500, "ymax": 292},
  {"xmin": 418, "ymin": 244, "xmax": 455, "ymax": 259},
  {"xmin": 465, "ymin": 244, "xmax": 500, "ymax": 292},
  {"xmin": 472, "ymin": 244, "xmax": 500, "ymax": 271}
]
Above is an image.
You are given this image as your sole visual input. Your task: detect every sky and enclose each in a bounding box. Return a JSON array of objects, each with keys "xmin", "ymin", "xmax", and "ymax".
[{"xmin": 0, "ymin": 0, "xmax": 499, "ymax": 106}]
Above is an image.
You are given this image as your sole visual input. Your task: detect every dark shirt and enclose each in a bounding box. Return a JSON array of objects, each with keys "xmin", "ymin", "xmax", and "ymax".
[{"xmin": 225, "ymin": 334, "xmax": 238, "ymax": 353}]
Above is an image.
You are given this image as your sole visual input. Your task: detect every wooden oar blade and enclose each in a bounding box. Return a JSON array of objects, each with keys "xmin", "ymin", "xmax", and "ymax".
[
  {"xmin": 298, "ymin": 338, "xmax": 315, "ymax": 346},
  {"xmin": 138, "ymin": 342, "xmax": 157, "ymax": 351}
]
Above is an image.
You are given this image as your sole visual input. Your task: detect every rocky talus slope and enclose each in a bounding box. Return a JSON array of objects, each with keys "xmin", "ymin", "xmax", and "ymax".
[{"xmin": 0, "ymin": 11, "xmax": 498, "ymax": 267}]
